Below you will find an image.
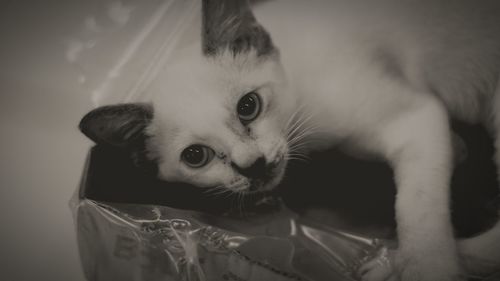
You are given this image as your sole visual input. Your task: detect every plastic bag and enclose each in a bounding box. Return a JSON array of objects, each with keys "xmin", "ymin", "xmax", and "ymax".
[{"xmin": 73, "ymin": 199, "xmax": 390, "ymax": 281}]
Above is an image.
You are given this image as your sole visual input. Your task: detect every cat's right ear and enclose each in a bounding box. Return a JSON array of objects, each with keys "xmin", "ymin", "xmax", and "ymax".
[{"xmin": 79, "ymin": 103, "xmax": 153, "ymax": 149}]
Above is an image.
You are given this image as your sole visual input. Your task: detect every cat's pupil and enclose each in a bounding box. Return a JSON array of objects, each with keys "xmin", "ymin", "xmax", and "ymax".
[
  {"xmin": 238, "ymin": 96, "xmax": 256, "ymax": 116},
  {"xmin": 181, "ymin": 145, "xmax": 215, "ymax": 168},
  {"xmin": 182, "ymin": 145, "xmax": 206, "ymax": 165},
  {"xmin": 237, "ymin": 92, "xmax": 261, "ymax": 123}
]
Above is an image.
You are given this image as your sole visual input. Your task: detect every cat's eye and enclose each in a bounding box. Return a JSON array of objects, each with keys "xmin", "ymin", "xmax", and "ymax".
[
  {"xmin": 237, "ymin": 92, "xmax": 261, "ymax": 124},
  {"xmin": 181, "ymin": 145, "xmax": 214, "ymax": 168}
]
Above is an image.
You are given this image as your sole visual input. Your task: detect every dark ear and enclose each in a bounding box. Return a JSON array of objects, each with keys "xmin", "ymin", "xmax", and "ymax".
[
  {"xmin": 79, "ymin": 103, "xmax": 153, "ymax": 149},
  {"xmin": 202, "ymin": 0, "xmax": 275, "ymax": 57}
]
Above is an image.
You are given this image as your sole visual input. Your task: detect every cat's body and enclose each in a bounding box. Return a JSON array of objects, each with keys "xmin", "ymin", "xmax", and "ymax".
[
  {"xmin": 255, "ymin": 0, "xmax": 500, "ymax": 135},
  {"xmin": 80, "ymin": 0, "xmax": 500, "ymax": 280}
]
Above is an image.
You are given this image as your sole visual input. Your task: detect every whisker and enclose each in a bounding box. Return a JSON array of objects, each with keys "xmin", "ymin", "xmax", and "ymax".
[
  {"xmin": 203, "ymin": 186, "xmax": 220, "ymax": 195},
  {"xmin": 285, "ymin": 106, "xmax": 309, "ymax": 136},
  {"xmin": 229, "ymin": 192, "xmax": 239, "ymax": 213},
  {"xmin": 286, "ymin": 147, "xmax": 312, "ymax": 163},
  {"xmin": 283, "ymin": 103, "xmax": 306, "ymax": 133},
  {"xmin": 287, "ymin": 127, "xmax": 319, "ymax": 150},
  {"xmin": 284, "ymin": 105, "xmax": 311, "ymax": 137},
  {"xmin": 285, "ymin": 103, "xmax": 305, "ymax": 128},
  {"xmin": 288, "ymin": 127, "xmax": 319, "ymax": 147},
  {"xmin": 203, "ymin": 185, "xmax": 234, "ymax": 199},
  {"xmin": 217, "ymin": 189, "xmax": 233, "ymax": 198},
  {"xmin": 287, "ymin": 110, "xmax": 315, "ymax": 139},
  {"xmin": 289, "ymin": 140, "xmax": 317, "ymax": 152},
  {"xmin": 285, "ymin": 156, "xmax": 310, "ymax": 163},
  {"xmin": 287, "ymin": 151, "xmax": 311, "ymax": 158},
  {"xmin": 285, "ymin": 157, "xmax": 308, "ymax": 162},
  {"xmin": 286, "ymin": 153, "xmax": 311, "ymax": 161},
  {"xmin": 237, "ymin": 191, "xmax": 246, "ymax": 217}
]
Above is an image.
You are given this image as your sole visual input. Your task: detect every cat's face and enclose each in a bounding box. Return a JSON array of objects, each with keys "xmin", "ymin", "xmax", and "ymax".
[
  {"xmin": 147, "ymin": 49, "xmax": 294, "ymax": 192},
  {"xmin": 79, "ymin": 0, "xmax": 298, "ymax": 193}
]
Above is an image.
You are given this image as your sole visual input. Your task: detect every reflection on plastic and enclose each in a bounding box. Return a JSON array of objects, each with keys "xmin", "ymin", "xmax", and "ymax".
[{"xmin": 72, "ymin": 199, "xmax": 389, "ymax": 281}]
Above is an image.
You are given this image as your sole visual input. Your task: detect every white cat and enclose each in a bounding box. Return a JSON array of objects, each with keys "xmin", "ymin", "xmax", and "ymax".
[{"xmin": 80, "ymin": 0, "xmax": 500, "ymax": 280}]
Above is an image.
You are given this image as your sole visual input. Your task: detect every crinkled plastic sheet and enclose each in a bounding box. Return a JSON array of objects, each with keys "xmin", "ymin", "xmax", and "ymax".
[{"xmin": 71, "ymin": 197, "xmax": 389, "ymax": 281}]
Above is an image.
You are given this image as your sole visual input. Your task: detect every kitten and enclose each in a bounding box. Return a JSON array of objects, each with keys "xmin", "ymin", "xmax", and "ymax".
[{"xmin": 80, "ymin": 0, "xmax": 500, "ymax": 280}]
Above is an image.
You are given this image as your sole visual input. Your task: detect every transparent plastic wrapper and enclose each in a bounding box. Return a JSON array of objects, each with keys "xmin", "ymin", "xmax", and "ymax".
[
  {"xmin": 68, "ymin": 0, "xmax": 500, "ymax": 280},
  {"xmin": 72, "ymin": 198, "xmax": 390, "ymax": 281}
]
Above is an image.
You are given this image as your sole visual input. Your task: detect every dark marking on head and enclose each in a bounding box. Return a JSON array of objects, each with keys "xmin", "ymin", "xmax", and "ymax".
[{"xmin": 202, "ymin": 0, "xmax": 275, "ymax": 57}]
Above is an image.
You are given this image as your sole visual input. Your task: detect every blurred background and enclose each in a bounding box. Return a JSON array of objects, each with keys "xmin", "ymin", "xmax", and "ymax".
[{"xmin": 0, "ymin": 1, "xmax": 116, "ymax": 280}]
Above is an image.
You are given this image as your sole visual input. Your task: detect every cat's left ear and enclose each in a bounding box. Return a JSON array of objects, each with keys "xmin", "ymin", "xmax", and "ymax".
[
  {"xmin": 79, "ymin": 103, "xmax": 153, "ymax": 149},
  {"xmin": 202, "ymin": 0, "xmax": 275, "ymax": 56}
]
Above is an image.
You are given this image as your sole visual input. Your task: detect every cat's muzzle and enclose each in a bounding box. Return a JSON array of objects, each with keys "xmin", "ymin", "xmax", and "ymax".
[{"xmin": 246, "ymin": 155, "xmax": 286, "ymax": 192}]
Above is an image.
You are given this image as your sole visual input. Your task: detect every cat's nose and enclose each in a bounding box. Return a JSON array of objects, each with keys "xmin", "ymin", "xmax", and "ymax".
[{"xmin": 232, "ymin": 156, "xmax": 268, "ymax": 179}]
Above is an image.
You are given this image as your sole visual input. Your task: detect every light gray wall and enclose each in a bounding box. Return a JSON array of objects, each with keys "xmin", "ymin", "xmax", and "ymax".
[{"xmin": 0, "ymin": 1, "xmax": 100, "ymax": 280}]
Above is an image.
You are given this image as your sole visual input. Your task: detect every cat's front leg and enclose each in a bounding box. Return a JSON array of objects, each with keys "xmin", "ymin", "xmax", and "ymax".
[{"xmin": 361, "ymin": 97, "xmax": 464, "ymax": 281}]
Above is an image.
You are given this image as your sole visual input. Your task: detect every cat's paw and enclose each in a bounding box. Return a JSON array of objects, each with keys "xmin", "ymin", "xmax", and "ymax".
[{"xmin": 359, "ymin": 248, "xmax": 465, "ymax": 281}]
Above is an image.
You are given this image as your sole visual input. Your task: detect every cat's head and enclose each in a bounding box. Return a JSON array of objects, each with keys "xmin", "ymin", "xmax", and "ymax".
[{"xmin": 80, "ymin": 0, "xmax": 298, "ymax": 193}]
